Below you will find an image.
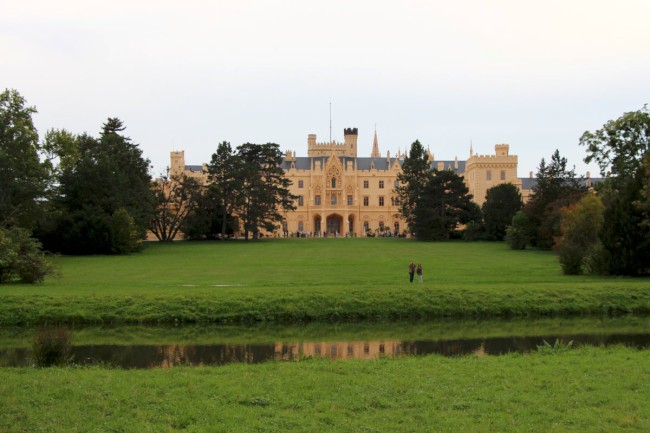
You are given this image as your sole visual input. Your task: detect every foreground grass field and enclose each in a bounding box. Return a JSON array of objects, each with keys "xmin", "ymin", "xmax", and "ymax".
[
  {"xmin": 1, "ymin": 239, "xmax": 649, "ymax": 324},
  {"xmin": 1, "ymin": 346, "xmax": 648, "ymax": 432}
]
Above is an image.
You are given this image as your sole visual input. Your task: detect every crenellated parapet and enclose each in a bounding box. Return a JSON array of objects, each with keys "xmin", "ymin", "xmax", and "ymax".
[{"xmin": 308, "ymin": 128, "xmax": 358, "ymax": 158}]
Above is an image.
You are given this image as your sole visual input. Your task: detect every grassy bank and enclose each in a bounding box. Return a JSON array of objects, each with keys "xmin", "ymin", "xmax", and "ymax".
[
  {"xmin": 1, "ymin": 239, "xmax": 649, "ymax": 325},
  {"xmin": 1, "ymin": 346, "xmax": 648, "ymax": 432}
]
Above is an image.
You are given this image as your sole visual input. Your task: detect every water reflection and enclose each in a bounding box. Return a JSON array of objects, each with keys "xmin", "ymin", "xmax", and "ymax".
[{"xmin": 1, "ymin": 332, "xmax": 649, "ymax": 368}]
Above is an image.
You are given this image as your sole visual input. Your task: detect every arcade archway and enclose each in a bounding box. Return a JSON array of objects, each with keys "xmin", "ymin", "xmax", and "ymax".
[{"xmin": 326, "ymin": 214, "xmax": 343, "ymax": 235}]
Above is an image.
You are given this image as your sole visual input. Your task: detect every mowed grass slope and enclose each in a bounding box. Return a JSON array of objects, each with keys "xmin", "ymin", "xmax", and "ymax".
[{"xmin": 1, "ymin": 239, "xmax": 649, "ymax": 324}]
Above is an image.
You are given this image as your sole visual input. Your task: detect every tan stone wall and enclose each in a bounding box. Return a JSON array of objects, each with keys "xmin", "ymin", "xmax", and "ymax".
[{"xmin": 169, "ymin": 139, "xmax": 534, "ymax": 237}]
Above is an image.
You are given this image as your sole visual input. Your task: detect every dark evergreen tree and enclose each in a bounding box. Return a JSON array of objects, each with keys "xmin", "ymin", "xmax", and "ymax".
[
  {"xmin": 522, "ymin": 150, "xmax": 586, "ymax": 249},
  {"xmin": 0, "ymin": 89, "xmax": 47, "ymax": 230},
  {"xmin": 412, "ymin": 169, "xmax": 481, "ymax": 240},
  {"xmin": 482, "ymin": 183, "xmax": 523, "ymax": 241},
  {"xmin": 396, "ymin": 140, "xmax": 430, "ymax": 232},
  {"xmin": 207, "ymin": 141, "xmax": 244, "ymax": 240},
  {"xmin": 43, "ymin": 119, "xmax": 154, "ymax": 254},
  {"xmin": 236, "ymin": 143, "xmax": 296, "ymax": 240},
  {"xmin": 182, "ymin": 184, "xmax": 237, "ymax": 240}
]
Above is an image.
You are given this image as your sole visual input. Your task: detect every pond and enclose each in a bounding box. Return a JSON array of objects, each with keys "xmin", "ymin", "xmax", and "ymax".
[{"xmin": 1, "ymin": 317, "xmax": 649, "ymax": 368}]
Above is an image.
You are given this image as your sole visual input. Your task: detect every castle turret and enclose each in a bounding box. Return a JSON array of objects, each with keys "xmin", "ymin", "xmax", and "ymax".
[
  {"xmin": 170, "ymin": 150, "xmax": 185, "ymax": 176},
  {"xmin": 344, "ymin": 127, "xmax": 358, "ymax": 157}
]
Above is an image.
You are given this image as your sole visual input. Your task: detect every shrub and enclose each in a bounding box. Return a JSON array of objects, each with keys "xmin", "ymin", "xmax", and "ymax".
[
  {"xmin": 0, "ymin": 227, "xmax": 53, "ymax": 284},
  {"xmin": 32, "ymin": 327, "xmax": 73, "ymax": 367},
  {"xmin": 505, "ymin": 211, "xmax": 529, "ymax": 249}
]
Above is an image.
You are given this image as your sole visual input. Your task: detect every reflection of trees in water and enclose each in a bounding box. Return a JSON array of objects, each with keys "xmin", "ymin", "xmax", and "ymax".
[{"xmin": 1, "ymin": 333, "xmax": 649, "ymax": 368}]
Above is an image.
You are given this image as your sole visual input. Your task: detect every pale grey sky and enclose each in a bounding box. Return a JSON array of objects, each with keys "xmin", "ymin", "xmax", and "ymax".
[{"xmin": 2, "ymin": 0, "xmax": 649, "ymax": 177}]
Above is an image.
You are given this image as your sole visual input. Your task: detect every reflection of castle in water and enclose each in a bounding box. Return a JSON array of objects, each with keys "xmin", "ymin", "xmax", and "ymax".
[{"xmin": 4, "ymin": 333, "xmax": 647, "ymax": 368}]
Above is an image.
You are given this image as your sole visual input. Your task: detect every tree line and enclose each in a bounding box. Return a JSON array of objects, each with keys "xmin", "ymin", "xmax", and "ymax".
[
  {"xmin": 0, "ymin": 89, "xmax": 294, "ymax": 283},
  {"xmin": 2, "ymin": 87, "xmax": 648, "ymax": 282}
]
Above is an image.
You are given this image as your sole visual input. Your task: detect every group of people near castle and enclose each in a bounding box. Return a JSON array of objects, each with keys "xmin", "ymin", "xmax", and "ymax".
[{"xmin": 408, "ymin": 261, "xmax": 423, "ymax": 283}]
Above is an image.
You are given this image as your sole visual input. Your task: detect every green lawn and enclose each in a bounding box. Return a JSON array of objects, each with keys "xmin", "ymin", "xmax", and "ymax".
[
  {"xmin": 1, "ymin": 239, "xmax": 649, "ymax": 324},
  {"xmin": 1, "ymin": 346, "xmax": 649, "ymax": 432}
]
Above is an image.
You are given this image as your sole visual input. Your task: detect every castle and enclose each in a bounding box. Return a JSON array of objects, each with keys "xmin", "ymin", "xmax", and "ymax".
[{"xmin": 170, "ymin": 128, "xmax": 537, "ymax": 237}]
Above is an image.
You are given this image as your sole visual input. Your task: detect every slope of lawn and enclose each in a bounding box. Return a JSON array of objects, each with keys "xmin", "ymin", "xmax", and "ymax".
[{"xmin": 1, "ymin": 239, "xmax": 649, "ymax": 324}]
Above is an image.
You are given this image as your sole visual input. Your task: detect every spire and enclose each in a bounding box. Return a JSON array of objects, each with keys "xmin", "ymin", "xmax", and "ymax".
[
  {"xmin": 370, "ymin": 126, "xmax": 380, "ymax": 158},
  {"xmin": 470, "ymin": 140, "xmax": 474, "ymax": 157}
]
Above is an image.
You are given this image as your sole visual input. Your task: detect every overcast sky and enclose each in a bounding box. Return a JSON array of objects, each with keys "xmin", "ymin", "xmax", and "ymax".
[{"xmin": 2, "ymin": 0, "xmax": 649, "ymax": 177}]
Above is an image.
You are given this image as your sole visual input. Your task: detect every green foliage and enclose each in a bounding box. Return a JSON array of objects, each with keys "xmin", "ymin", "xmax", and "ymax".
[
  {"xmin": 0, "ymin": 227, "xmax": 52, "ymax": 284},
  {"xmin": 523, "ymin": 150, "xmax": 587, "ymax": 249},
  {"xmin": 0, "ymin": 89, "xmax": 47, "ymax": 230},
  {"xmin": 536, "ymin": 338, "xmax": 574, "ymax": 354},
  {"xmin": 236, "ymin": 142, "xmax": 296, "ymax": 240},
  {"xmin": 581, "ymin": 107, "xmax": 650, "ymax": 275},
  {"xmin": 505, "ymin": 211, "xmax": 529, "ymax": 250},
  {"xmin": 555, "ymin": 193, "xmax": 605, "ymax": 275},
  {"xmin": 207, "ymin": 141, "xmax": 242, "ymax": 240},
  {"xmin": 110, "ymin": 208, "xmax": 140, "ymax": 254},
  {"xmin": 482, "ymin": 183, "xmax": 523, "ymax": 241},
  {"xmin": 412, "ymin": 169, "xmax": 480, "ymax": 240},
  {"xmin": 42, "ymin": 119, "xmax": 154, "ymax": 254},
  {"xmin": 396, "ymin": 140, "xmax": 431, "ymax": 231},
  {"xmin": 31, "ymin": 327, "xmax": 73, "ymax": 367}
]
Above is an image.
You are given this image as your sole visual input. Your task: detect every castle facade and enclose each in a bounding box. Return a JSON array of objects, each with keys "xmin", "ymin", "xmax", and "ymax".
[{"xmin": 170, "ymin": 128, "xmax": 535, "ymax": 237}]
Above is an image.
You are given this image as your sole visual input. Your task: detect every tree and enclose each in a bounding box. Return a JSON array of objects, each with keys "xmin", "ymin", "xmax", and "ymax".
[
  {"xmin": 412, "ymin": 169, "xmax": 480, "ymax": 240},
  {"xmin": 482, "ymin": 183, "xmax": 523, "ymax": 241},
  {"xmin": 396, "ymin": 140, "xmax": 431, "ymax": 232},
  {"xmin": 236, "ymin": 143, "xmax": 296, "ymax": 240},
  {"xmin": 523, "ymin": 150, "xmax": 586, "ymax": 249},
  {"xmin": 150, "ymin": 169, "xmax": 202, "ymax": 241},
  {"xmin": 208, "ymin": 141, "xmax": 243, "ymax": 240},
  {"xmin": 580, "ymin": 106, "xmax": 650, "ymax": 275},
  {"xmin": 505, "ymin": 211, "xmax": 529, "ymax": 250},
  {"xmin": 0, "ymin": 227, "xmax": 52, "ymax": 284},
  {"xmin": 42, "ymin": 119, "xmax": 154, "ymax": 254},
  {"xmin": 0, "ymin": 89, "xmax": 47, "ymax": 230},
  {"xmin": 555, "ymin": 193, "xmax": 605, "ymax": 275}
]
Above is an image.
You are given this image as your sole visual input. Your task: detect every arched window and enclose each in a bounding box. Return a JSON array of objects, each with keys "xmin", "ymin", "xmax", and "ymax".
[{"xmin": 331, "ymin": 177, "xmax": 336, "ymax": 188}]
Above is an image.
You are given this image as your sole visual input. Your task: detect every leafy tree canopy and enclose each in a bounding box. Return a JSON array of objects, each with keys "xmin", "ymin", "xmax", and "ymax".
[
  {"xmin": 0, "ymin": 89, "xmax": 47, "ymax": 230},
  {"xmin": 482, "ymin": 183, "xmax": 523, "ymax": 241}
]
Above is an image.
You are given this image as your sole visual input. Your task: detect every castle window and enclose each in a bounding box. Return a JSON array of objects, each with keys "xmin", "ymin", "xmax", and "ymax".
[
  {"xmin": 331, "ymin": 178, "xmax": 336, "ymax": 188},
  {"xmin": 315, "ymin": 195, "xmax": 321, "ymax": 206},
  {"xmin": 298, "ymin": 196, "xmax": 304, "ymax": 206},
  {"xmin": 391, "ymin": 197, "xmax": 395, "ymax": 206},
  {"xmin": 364, "ymin": 221, "xmax": 369, "ymax": 232},
  {"xmin": 298, "ymin": 180, "xmax": 304, "ymax": 188},
  {"xmin": 394, "ymin": 222, "xmax": 399, "ymax": 233},
  {"xmin": 363, "ymin": 180, "xmax": 369, "ymax": 189},
  {"xmin": 363, "ymin": 196, "xmax": 369, "ymax": 206},
  {"xmin": 500, "ymin": 170, "xmax": 506, "ymax": 180},
  {"xmin": 379, "ymin": 180, "xmax": 384, "ymax": 189},
  {"xmin": 298, "ymin": 221, "xmax": 304, "ymax": 232},
  {"xmin": 331, "ymin": 195, "xmax": 337, "ymax": 205},
  {"xmin": 486, "ymin": 170, "xmax": 492, "ymax": 181},
  {"xmin": 379, "ymin": 221, "xmax": 385, "ymax": 231},
  {"xmin": 379, "ymin": 197, "xmax": 385, "ymax": 206},
  {"xmin": 347, "ymin": 195, "xmax": 353, "ymax": 205}
]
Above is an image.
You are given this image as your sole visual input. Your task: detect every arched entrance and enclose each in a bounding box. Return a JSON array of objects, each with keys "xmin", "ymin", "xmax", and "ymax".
[
  {"xmin": 326, "ymin": 214, "xmax": 343, "ymax": 235},
  {"xmin": 314, "ymin": 215, "xmax": 322, "ymax": 235}
]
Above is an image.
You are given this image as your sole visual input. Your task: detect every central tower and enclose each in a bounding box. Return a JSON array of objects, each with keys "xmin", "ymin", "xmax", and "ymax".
[{"xmin": 307, "ymin": 128, "xmax": 358, "ymax": 158}]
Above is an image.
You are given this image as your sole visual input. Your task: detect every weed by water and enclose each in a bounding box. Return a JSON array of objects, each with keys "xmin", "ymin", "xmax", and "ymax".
[{"xmin": 536, "ymin": 338, "xmax": 574, "ymax": 354}]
